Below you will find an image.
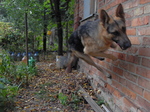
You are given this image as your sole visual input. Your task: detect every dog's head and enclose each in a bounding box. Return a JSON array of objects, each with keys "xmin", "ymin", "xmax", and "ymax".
[{"xmin": 100, "ymin": 4, "xmax": 131, "ymax": 50}]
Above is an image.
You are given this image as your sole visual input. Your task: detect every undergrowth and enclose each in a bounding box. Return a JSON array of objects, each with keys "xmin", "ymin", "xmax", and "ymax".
[{"xmin": 0, "ymin": 50, "xmax": 37, "ymax": 111}]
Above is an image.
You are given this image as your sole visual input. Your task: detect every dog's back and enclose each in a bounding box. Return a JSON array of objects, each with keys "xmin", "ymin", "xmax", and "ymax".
[
  {"xmin": 68, "ymin": 29, "xmax": 84, "ymax": 53},
  {"xmin": 68, "ymin": 19, "xmax": 100, "ymax": 53}
]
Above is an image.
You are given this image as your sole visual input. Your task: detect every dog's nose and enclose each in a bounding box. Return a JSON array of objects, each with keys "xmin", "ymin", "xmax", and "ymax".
[{"xmin": 124, "ymin": 42, "xmax": 131, "ymax": 49}]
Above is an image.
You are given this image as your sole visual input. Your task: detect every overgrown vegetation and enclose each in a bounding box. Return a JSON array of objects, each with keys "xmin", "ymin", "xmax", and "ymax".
[
  {"xmin": 0, "ymin": 51, "xmax": 37, "ymax": 111},
  {"xmin": 0, "ymin": 0, "xmax": 75, "ymax": 53},
  {"xmin": 0, "ymin": 0, "xmax": 79, "ymax": 111}
]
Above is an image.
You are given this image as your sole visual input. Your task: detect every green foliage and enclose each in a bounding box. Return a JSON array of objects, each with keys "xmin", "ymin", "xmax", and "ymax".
[
  {"xmin": 96, "ymin": 98, "xmax": 105, "ymax": 105},
  {"xmin": 58, "ymin": 92, "xmax": 68, "ymax": 105},
  {"xmin": 68, "ymin": 92, "xmax": 83, "ymax": 110},
  {"xmin": 0, "ymin": 78, "xmax": 18, "ymax": 108},
  {"xmin": 50, "ymin": 43, "xmax": 58, "ymax": 51},
  {"xmin": 1, "ymin": 0, "xmax": 75, "ymax": 53},
  {"xmin": 71, "ymin": 93, "xmax": 81, "ymax": 104},
  {"xmin": 0, "ymin": 21, "xmax": 39, "ymax": 52},
  {"xmin": 0, "ymin": 50, "xmax": 37, "ymax": 111},
  {"xmin": 0, "ymin": 50, "xmax": 37, "ymax": 85}
]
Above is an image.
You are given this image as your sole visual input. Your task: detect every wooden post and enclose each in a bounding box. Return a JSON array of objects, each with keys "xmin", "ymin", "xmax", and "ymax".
[{"xmin": 25, "ymin": 11, "xmax": 28, "ymax": 65}]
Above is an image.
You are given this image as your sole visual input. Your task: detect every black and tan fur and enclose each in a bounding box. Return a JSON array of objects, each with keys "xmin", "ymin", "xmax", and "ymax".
[{"xmin": 66, "ymin": 4, "xmax": 131, "ymax": 78}]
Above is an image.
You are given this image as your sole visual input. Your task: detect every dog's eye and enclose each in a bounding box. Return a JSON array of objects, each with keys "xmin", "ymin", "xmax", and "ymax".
[
  {"xmin": 111, "ymin": 31, "xmax": 119, "ymax": 36},
  {"xmin": 122, "ymin": 27, "xmax": 126, "ymax": 32}
]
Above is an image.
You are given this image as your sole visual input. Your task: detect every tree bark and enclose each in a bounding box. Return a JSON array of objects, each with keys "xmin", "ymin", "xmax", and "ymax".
[
  {"xmin": 25, "ymin": 11, "xmax": 28, "ymax": 65},
  {"xmin": 43, "ymin": 8, "xmax": 47, "ymax": 52},
  {"xmin": 50, "ymin": 0, "xmax": 63, "ymax": 55}
]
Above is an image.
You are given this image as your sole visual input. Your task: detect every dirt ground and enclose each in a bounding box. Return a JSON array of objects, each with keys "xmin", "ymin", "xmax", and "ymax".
[{"xmin": 12, "ymin": 55, "xmax": 99, "ymax": 112}]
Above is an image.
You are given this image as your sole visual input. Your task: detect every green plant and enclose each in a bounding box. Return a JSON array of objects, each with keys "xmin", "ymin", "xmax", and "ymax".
[
  {"xmin": 50, "ymin": 43, "xmax": 58, "ymax": 51},
  {"xmin": 71, "ymin": 93, "xmax": 81, "ymax": 104},
  {"xmin": 0, "ymin": 50, "xmax": 37, "ymax": 111},
  {"xmin": 68, "ymin": 93, "xmax": 82, "ymax": 110},
  {"xmin": 0, "ymin": 51, "xmax": 37, "ymax": 86},
  {"xmin": 0, "ymin": 77, "xmax": 18, "ymax": 111},
  {"xmin": 96, "ymin": 98, "xmax": 105, "ymax": 105},
  {"xmin": 58, "ymin": 92, "xmax": 68, "ymax": 105}
]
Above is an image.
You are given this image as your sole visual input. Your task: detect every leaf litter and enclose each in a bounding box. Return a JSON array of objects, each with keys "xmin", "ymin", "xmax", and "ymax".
[{"xmin": 12, "ymin": 54, "xmax": 101, "ymax": 112}]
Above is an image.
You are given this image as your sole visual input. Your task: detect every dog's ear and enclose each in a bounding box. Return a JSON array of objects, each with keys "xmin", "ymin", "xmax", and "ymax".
[
  {"xmin": 116, "ymin": 4, "xmax": 125, "ymax": 20},
  {"xmin": 100, "ymin": 9, "xmax": 110, "ymax": 27}
]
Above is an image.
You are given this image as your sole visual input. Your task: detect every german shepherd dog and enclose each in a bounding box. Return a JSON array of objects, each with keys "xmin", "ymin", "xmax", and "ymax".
[{"xmin": 66, "ymin": 4, "xmax": 131, "ymax": 78}]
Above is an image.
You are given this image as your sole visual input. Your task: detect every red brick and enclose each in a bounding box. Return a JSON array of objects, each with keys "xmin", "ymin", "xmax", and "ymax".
[
  {"xmin": 113, "ymin": 89, "xmax": 124, "ymax": 99},
  {"xmin": 143, "ymin": 90, "xmax": 150, "ymax": 102},
  {"xmin": 126, "ymin": 55, "xmax": 141, "ymax": 64},
  {"xmin": 142, "ymin": 58, "xmax": 150, "ymax": 68},
  {"xmin": 134, "ymin": 7, "xmax": 144, "ymax": 16},
  {"xmin": 126, "ymin": 19, "xmax": 131, "ymax": 27},
  {"xmin": 107, "ymin": 8, "xmax": 115, "ymax": 15},
  {"xmin": 131, "ymin": 16, "xmax": 149, "ymax": 26},
  {"xmin": 112, "ymin": 60, "xmax": 120, "ymax": 66},
  {"xmin": 106, "ymin": 84, "xmax": 115, "ymax": 93},
  {"xmin": 118, "ymin": 76, "xmax": 126, "ymax": 86},
  {"xmin": 129, "ymin": 37, "xmax": 140, "ymax": 45},
  {"xmin": 144, "ymin": 4, "xmax": 150, "ymax": 14},
  {"xmin": 125, "ymin": 10, "xmax": 134, "ymax": 19},
  {"xmin": 97, "ymin": 69, "xmax": 107, "ymax": 81},
  {"xmin": 105, "ymin": 63, "xmax": 113, "ymax": 71},
  {"xmin": 128, "ymin": 63, "xmax": 136, "ymax": 73},
  {"xmin": 119, "ymin": 61, "xmax": 128, "ymax": 70},
  {"xmin": 126, "ymin": 81, "xmax": 143, "ymax": 96},
  {"xmin": 97, "ymin": 59, "xmax": 105, "ymax": 67},
  {"xmin": 138, "ymin": 26, "xmax": 150, "ymax": 36},
  {"xmin": 123, "ymin": 97, "xmax": 139, "ymax": 111},
  {"xmin": 143, "ymin": 37, "xmax": 150, "ymax": 45},
  {"xmin": 138, "ymin": 77, "xmax": 150, "ymax": 90},
  {"xmin": 136, "ymin": 66, "xmax": 150, "ymax": 79},
  {"xmin": 124, "ymin": 71, "xmax": 138, "ymax": 82},
  {"xmin": 111, "ymin": 72, "xmax": 119, "ymax": 81},
  {"xmin": 140, "ymin": 0, "xmax": 150, "ymax": 4},
  {"xmin": 136, "ymin": 96, "xmax": 150, "ymax": 111},
  {"xmin": 124, "ymin": 0, "xmax": 139, "ymax": 9},
  {"xmin": 105, "ymin": 0, "xmax": 111, "ymax": 4},
  {"xmin": 105, "ymin": 1, "xmax": 116, "ymax": 10},
  {"xmin": 126, "ymin": 28, "xmax": 136, "ymax": 35},
  {"xmin": 117, "ymin": 53, "xmax": 126, "ymax": 60},
  {"xmin": 139, "ymin": 47, "xmax": 150, "ymax": 57},
  {"xmin": 121, "ymin": 86, "xmax": 137, "ymax": 100},
  {"xmin": 127, "ymin": 47, "xmax": 138, "ymax": 54},
  {"xmin": 112, "ymin": 80, "xmax": 122, "ymax": 90},
  {"xmin": 113, "ymin": 66, "xmax": 123, "ymax": 76}
]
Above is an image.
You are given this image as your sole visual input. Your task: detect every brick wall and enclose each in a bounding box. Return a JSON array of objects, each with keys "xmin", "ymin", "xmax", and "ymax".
[{"xmin": 74, "ymin": 0, "xmax": 150, "ymax": 112}]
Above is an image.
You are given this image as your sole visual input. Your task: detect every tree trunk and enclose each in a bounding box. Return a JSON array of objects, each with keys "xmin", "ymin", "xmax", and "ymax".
[
  {"xmin": 53, "ymin": 0, "xmax": 63, "ymax": 55},
  {"xmin": 25, "ymin": 12, "xmax": 28, "ymax": 65},
  {"xmin": 43, "ymin": 8, "xmax": 47, "ymax": 52},
  {"xmin": 66, "ymin": 0, "xmax": 69, "ymax": 50}
]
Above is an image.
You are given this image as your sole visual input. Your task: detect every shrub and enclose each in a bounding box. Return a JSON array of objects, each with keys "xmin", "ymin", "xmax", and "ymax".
[{"xmin": 0, "ymin": 50, "xmax": 37, "ymax": 111}]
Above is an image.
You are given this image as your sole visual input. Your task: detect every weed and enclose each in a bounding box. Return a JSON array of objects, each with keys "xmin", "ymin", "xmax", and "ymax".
[
  {"xmin": 58, "ymin": 92, "xmax": 68, "ymax": 105},
  {"xmin": 96, "ymin": 98, "xmax": 105, "ymax": 105},
  {"xmin": 0, "ymin": 77, "xmax": 18, "ymax": 111}
]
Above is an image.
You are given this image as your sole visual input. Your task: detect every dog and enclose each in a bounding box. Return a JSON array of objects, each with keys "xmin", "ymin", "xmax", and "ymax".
[{"xmin": 65, "ymin": 4, "xmax": 131, "ymax": 78}]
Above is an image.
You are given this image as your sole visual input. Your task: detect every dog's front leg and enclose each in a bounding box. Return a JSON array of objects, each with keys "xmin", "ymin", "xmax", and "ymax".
[
  {"xmin": 65, "ymin": 54, "xmax": 76, "ymax": 73},
  {"xmin": 72, "ymin": 50, "xmax": 111, "ymax": 78},
  {"xmin": 89, "ymin": 52, "xmax": 117, "ymax": 61}
]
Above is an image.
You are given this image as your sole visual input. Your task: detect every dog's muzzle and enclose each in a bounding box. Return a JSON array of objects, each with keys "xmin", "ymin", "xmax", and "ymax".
[
  {"xmin": 121, "ymin": 41, "xmax": 131, "ymax": 50},
  {"xmin": 112, "ymin": 37, "xmax": 131, "ymax": 50}
]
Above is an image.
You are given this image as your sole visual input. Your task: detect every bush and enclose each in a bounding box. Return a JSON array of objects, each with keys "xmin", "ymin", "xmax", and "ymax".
[
  {"xmin": 0, "ymin": 77, "xmax": 18, "ymax": 111},
  {"xmin": 0, "ymin": 50, "xmax": 37, "ymax": 111}
]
